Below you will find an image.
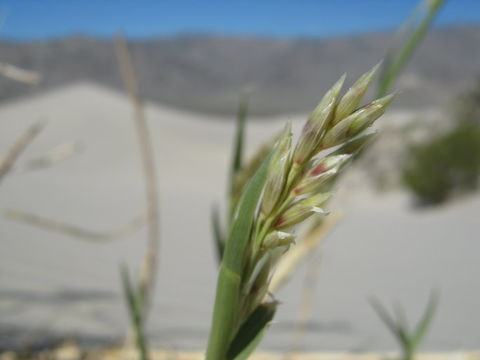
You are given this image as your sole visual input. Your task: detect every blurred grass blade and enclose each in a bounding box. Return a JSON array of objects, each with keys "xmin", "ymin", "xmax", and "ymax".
[
  {"xmin": 229, "ymin": 93, "xmax": 249, "ymax": 197},
  {"xmin": 226, "ymin": 303, "xmax": 277, "ymax": 360},
  {"xmin": 212, "ymin": 204, "xmax": 225, "ymax": 262},
  {"xmin": 412, "ymin": 290, "xmax": 439, "ymax": 348},
  {"xmin": 369, "ymin": 297, "xmax": 409, "ymax": 347},
  {"xmin": 0, "ymin": 61, "xmax": 41, "ymax": 85},
  {"xmin": 394, "ymin": 303, "xmax": 410, "ymax": 336},
  {"xmin": 377, "ymin": 0, "xmax": 446, "ymax": 96},
  {"xmin": 115, "ymin": 34, "xmax": 160, "ymax": 314},
  {"xmin": 24, "ymin": 141, "xmax": 81, "ymax": 171},
  {"xmin": 6, "ymin": 209, "xmax": 144, "ymax": 242},
  {"xmin": 120, "ymin": 265, "xmax": 149, "ymax": 360},
  {"xmin": 0, "ymin": 122, "xmax": 45, "ymax": 185},
  {"xmin": 206, "ymin": 150, "xmax": 274, "ymax": 360},
  {"xmin": 370, "ymin": 292, "xmax": 438, "ymax": 360}
]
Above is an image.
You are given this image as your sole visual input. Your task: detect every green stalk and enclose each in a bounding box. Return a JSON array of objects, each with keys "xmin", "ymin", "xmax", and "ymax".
[
  {"xmin": 121, "ymin": 265, "xmax": 149, "ymax": 360},
  {"xmin": 206, "ymin": 265, "xmax": 242, "ymax": 360}
]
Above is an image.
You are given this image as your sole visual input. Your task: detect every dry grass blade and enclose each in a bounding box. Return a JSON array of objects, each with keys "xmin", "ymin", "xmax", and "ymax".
[
  {"xmin": 0, "ymin": 122, "xmax": 45, "ymax": 184},
  {"xmin": 24, "ymin": 141, "xmax": 82, "ymax": 171},
  {"xmin": 114, "ymin": 34, "xmax": 160, "ymax": 313},
  {"xmin": 5, "ymin": 209, "xmax": 145, "ymax": 242},
  {"xmin": 0, "ymin": 62, "xmax": 42, "ymax": 85}
]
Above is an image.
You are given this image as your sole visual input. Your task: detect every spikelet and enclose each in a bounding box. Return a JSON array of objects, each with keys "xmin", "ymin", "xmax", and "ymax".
[{"xmin": 236, "ymin": 65, "xmax": 395, "ymax": 323}]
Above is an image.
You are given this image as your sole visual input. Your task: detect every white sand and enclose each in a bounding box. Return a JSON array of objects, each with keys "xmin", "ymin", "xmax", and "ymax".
[{"xmin": 0, "ymin": 83, "xmax": 478, "ymax": 351}]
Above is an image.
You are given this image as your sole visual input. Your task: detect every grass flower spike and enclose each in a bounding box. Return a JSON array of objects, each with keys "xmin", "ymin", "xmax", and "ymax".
[
  {"xmin": 322, "ymin": 92, "xmax": 395, "ymax": 148},
  {"xmin": 334, "ymin": 63, "xmax": 380, "ymax": 123},
  {"xmin": 293, "ymin": 74, "xmax": 345, "ymax": 165},
  {"xmin": 206, "ymin": 64, "xmax": 395, "ymax": 360},
  {"xmin": 261, "ymin": 123, "xmax": 293, "ymax": 216}
]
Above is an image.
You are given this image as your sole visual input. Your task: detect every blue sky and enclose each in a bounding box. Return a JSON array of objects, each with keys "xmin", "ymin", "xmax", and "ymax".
[{"xmin": 0, "ymin": 0, "xmax": 479, "ymax": 40}]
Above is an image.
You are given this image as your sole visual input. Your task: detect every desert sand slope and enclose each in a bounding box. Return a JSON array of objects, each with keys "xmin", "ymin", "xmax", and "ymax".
[{"xmin": 0, "ymin": 83, "xmax": 478, "ymax": 351}]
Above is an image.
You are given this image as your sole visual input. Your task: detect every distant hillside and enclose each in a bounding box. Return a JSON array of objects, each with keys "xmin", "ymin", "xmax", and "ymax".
[{"xmin": 0, "ymin": 26, "xmax": 479, "ymax": 115}]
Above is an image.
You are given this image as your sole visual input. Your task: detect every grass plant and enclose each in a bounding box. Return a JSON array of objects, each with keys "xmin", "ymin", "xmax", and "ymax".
[
  {"xmin": 370, "ymin": 291, "xmax": 439, "ymax": 360},
  {"xmin": 206, "ymin": 65, "xmax": 396, "ymax": 360},
  {"xmin": 403, "ymin": 81, "xmax": 480, "ymax": 205}
]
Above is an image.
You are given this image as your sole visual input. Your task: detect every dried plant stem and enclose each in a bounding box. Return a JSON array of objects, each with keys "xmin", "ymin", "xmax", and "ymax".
[
  {"xmin": 0, "ymin": 122, "xmax": 45, "ymax": 184},
  {"xmin": 5, "ymin": 209, "xmax": 144, "ymax": 242},
  {"xmin": 115, "ymin": 34, "xmax": 160, "ymax": 314},
  {"xmin": 24, "ymin": 141, "xmax": 81, "ymax": 171},
  {"xmin": 0, "ymin": 62, "xmax": 41, "ymax": 85}
]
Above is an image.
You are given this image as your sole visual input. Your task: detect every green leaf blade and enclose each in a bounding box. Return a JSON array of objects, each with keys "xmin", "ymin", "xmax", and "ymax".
[
  {"xmin": 226, "ymin": 303, "xmax": 277, "ymax": 360},
  {"xmin": 212, "ymin": 204, "xmax": 225, "ymax": 263},
  {"xmin": 206, "ymin": 150, "xmax": 274, "ymax": 360},
  {"xmin": 412, "ymin": 290, "xmax": 439, "ymax": 348},
  {"xmin": 120, "ymin": 265, "xmax": 149, "ymax": 360},
  {"xmin": 377, "ymin": 0, "xmax": 446, "ymax": 96}
]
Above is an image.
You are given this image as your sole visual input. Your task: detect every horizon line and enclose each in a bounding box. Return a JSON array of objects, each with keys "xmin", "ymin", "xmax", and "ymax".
[{"xmin": 0, "ymin": 22, "xmax": 478, "ymax": 43}]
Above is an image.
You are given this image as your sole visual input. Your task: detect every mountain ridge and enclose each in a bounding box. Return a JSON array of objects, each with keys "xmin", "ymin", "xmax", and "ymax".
[{"xmin": 0, "ymin": 25, "xmax": 478, "ymax": 116}]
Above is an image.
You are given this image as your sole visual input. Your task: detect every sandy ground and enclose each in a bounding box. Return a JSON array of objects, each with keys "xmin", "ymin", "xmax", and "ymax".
[
  {"xmin": 1, "ymin": 342, "xmax": 480, "ymax": 360},
  {"xmin": 0, "ymin": 83, "xmax": 478, "ymax": 352}
]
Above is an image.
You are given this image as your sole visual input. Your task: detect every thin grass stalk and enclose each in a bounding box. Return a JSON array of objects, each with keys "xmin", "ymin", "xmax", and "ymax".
[
  {"xmin": 377, "ymin": 0, "xmax": 446, "ymax": 97},
  {"xmin": 5, "ymin": 209, "xmax": 144, "ymax": 242},
  {"xmin": 24, "ymin": 141, "xmax": 81, "ymax": 171},
  {"xmin": 114, "ymin": 34, "xmax": 160, "ymax": 314},
  {"xmin": 121, "ymin": 265, "xmax": 150, "ymax": 360},
  {"xmin": 230, "ymin": 92, "xmax": 248, "ymax": 203},
  {"xmin": 0, "ymin": 122, "xmax": 45, "ymax": 184}
]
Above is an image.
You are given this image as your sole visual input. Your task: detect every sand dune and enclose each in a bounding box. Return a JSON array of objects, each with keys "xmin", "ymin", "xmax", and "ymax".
[{"xmin": 0, "ymin": 83, "xmax": 478, "ymax": 351}]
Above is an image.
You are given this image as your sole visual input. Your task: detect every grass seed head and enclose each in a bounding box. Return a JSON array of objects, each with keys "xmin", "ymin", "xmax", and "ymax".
[
  {"xmin": 261, "ymin": 123, "xmax": 293, "ymax": 215},
  {"xmin": 275, "ymin": 192, "xmax": 331, "ymax": 230},
  {"xmin": 293, "ymin": 168, "xmax": 338, "ymax": 196},
  {"xmin": 292, "ymin": 154, "xmax": 352, "ymax": 196},
  {"xmin": 293, "ymin": 74, "xmax": 345, "ymax": 165},
  {"xmin": 333, "ymin": 63, "xmax": 380, "ymax": 124},
  {"xmin": 262, "ymin": 231, "xmax": 296, "ymax": 250},
  {"xmin": 322, "ymin": 93, "xmax": 395, "ymax": 148}
]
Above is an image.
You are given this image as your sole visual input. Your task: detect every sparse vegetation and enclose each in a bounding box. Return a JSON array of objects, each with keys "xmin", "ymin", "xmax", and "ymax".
[
  {"xmin": 402, "ymin": 81, "xmax": 480, "ymax": 205},
  {"xmin": 370, "ymin": 291, "xmax": 439, "ymax": 360}
]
